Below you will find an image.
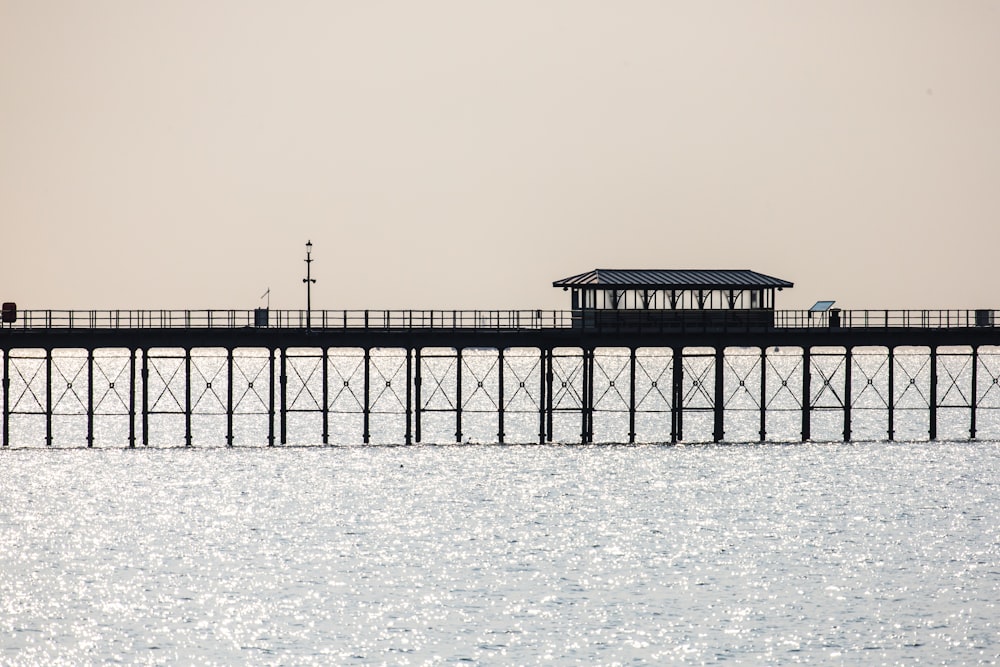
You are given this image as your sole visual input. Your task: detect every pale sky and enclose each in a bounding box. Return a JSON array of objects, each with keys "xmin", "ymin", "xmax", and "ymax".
[{"xmin": 2, "ymin": 1, "xmax": 998, "ymax": 312}]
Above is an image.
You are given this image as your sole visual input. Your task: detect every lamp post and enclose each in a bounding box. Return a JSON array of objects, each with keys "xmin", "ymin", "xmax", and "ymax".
[{"xmin": 303, "ymin": 240, "xmax": 316, "ymax": 331}]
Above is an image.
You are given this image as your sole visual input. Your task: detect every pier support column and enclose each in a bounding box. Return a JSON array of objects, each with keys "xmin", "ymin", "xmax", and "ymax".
[
  {"xmin": 538, "ymin": 348, "xmax": 546, "ymax": 444},
  {"xmin": 414, "ymin": 348, "xmax": 422, "ymax": 443},
  {"xmin": 587, "ymin": 348, "xmax": 595, "ymax": 443},
  {"xmin": 887, "ymin": 347, "xmax": 895, "ymax": 441},
  {"xmin": 456, "ymin": 348, "xmax": 463, "ymax": 443},
  {"xmin": 545, "ymin": 348, "xmax": 554, "ymax": 443},
  {"xmin": 279, "ymin": 348, "xmax": 287, "ymax": 445},
  {"xmin": 142, "ymin": 348, "xmax": 149, "ymax": 446},
  {"xmin": 581, "ymin": 349, "xmax": 590, "ymax": 444},
  {"xmin": 322, "ymin": 347, "xmax": 329, "ymax": 445},
  {"xmin": 226, "ymin": 348, "xmax": 234, "ymax": 447},
  {"xmin": 628, "ymin": 347, "xmax": 636, "ymax": 444},
  {"xmin": 759, "ymin": 347, "xmax": 767, "ymax": 443},
  {"xmin": 929, "ymin": 346, "xmax": 938, "ymax": 441},
  {"xmin": 713, "ymin": 347, "xmax": 725, "ymax": 443},
  {"xmin": 2, "ymin": 350, "xmax": 9, "ymax": 447},
  {"xmin": 971, "ymin": 345, "xmax": 978, "ymax": 440},
  {"xmin": 267, "ymin": 348, "xmax": 275, "ymax": 446},
  {"xmin": 363, "ymin": 348, "xmax": 370, "ymax": 444},
  {"xmin": 45, "ymin": 348, "xmax": 52, "ymax": 447},
  {"xmin": 497, "ymin": 348, "xmax": 505, "ymax": 444},
  {"xmin": 87, "ymin": 349, "xmax": 94, "ymax": 448},
  {"xmin": 405, "ymin": 348, "xmax": 412, "ymax": 445},
  {"xmin": 671, "ymin": 347, "xmax": 683, "ymax": 443},
  {"xmin": 185, "ymin": 348, "xmax": 192, "ymax": 447},
  {"xmin": 843, "ymin": 347, "xmax": 852, "ymax": 442},
  {"xmin": 801, "ymin": 347, "xmax": 811, "ymax": 442},
  {"xmin": 128, "ymin": 348, "xmax": 136, "ymax": 448}
]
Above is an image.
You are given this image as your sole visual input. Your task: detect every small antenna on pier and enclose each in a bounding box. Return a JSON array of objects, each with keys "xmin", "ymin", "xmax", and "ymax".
[{"xmin": 260, "ymin": 287, "xmax": 270, "ymax": 310}]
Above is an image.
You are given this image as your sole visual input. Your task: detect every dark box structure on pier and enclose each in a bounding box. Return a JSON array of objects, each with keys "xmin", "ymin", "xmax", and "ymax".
[{"xmin": 554, "ymin": 269, "xmax": 793, "ymax": 330}]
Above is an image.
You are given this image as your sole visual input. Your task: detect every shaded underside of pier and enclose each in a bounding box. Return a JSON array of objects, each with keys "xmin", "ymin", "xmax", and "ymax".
[
  {"xmin": 5, "ymin": 325, "xmax": 1000, "ymax": 449},
  {"xmin": 3, "ymin": 326, "xmax": 1000, "ymax": 350}
]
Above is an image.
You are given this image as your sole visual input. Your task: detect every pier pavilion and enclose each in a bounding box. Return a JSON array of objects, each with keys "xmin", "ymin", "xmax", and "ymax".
[{"xmin": 553, "ymin": 269, "xmax": 794, "ymax": 329}]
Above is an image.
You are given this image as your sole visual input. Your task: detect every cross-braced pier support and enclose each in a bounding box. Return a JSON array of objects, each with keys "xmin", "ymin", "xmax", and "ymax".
[{"xmin": 2, "ymin": 340, "xmax": 999, "ymax": 447}]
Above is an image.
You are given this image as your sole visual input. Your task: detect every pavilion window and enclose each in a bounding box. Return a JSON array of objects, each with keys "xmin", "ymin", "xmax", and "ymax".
[{"xmin": 726, "ymin": 290, "xmax": 741, "ymax": 309}]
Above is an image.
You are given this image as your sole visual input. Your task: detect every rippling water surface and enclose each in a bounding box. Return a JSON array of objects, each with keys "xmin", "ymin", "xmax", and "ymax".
[{"xmin": 1, "ymin": 441, "xmax": 997, "ymax": 665}]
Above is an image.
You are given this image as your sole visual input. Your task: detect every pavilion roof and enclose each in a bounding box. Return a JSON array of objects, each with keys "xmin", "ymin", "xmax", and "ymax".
[{"xmin": 553, "ymin": 269, "xmax": 793, "ymax": 290}]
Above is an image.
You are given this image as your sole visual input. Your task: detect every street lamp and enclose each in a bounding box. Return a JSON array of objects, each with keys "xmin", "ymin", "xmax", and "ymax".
[{"xmin": 303, "ymin": 240, "xmax": 316, "ymax": 330}]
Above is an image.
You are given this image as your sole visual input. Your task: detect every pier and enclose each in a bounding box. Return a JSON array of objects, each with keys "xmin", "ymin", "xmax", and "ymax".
[{"xmin": 2, "ymin": 269, "xmax": 999, "ymax": 446}]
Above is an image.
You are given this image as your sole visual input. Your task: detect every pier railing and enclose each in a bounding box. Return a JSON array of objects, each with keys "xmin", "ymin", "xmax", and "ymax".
[
  {"xmin": 2, "ymin": 309, "xmax": 574, "ymax": 330},
  {"xmin": 1, "ymin": 309, "xmax": 996, "ymax": 331},
  {"xmin": 773, "ymin": 309, "xmax": 995, "ymax": 329}
]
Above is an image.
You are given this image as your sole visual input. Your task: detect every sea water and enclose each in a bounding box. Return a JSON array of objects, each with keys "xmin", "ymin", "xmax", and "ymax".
[{"xmin": 1, "ymin": 439, "xmax": 997, "ymax": 665}]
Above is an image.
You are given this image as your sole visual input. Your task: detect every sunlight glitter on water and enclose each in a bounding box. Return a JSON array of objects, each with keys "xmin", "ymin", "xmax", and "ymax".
[{"xmin": 1, "ymin": 442, "xmax": 998, "ymax": 664}]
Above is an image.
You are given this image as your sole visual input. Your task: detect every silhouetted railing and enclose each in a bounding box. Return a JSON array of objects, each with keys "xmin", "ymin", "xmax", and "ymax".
[
  {"xmin": 773, "ymin": 309, "xmax": 996, "ymax": 329},
  {"xmin": 1, "ymin": 309, "xmax": 572, "ymax": 330},
  {"xmin": 1, "ymin": 309, "xmax": 996, "ymax": 331}
]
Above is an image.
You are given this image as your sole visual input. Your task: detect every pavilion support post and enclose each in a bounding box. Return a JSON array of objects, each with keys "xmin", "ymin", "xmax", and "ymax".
[
  {"xmin": 887, "ymin": 347, "xmax": 895, "ymax": 441},
  {"xmin": 713, "ymin": 347, "xmax": 725, "ymax": 443},
  {"xmin": 405, "ymin": 348, "xmax": 412, "ymax": 445},
  {"xmin": 971, "ymin": 345, "xmax": 978, "ymax": 440},
  {"xmin": 456, "ymin": 348, "xmax": 463, "ymax": 443},
  {"xmin": 929, "ymin": 346, "xmax": 938, "ymax": 441},
  {"xmin": 87, "ymin": 348, "xmax": 94, "ymax": 448},
  {"xmin": 414, "ymin": 348, "xmax": 422, "ymax": 443},
  {"xmin": 497, "ymin": 348, "xmax": 505, "ymax": 443},
  {"xmin": 45, "ymin": 348, "xmax": 52, "ymax": 447},
  {"xmin": 363, "ymin": 348, "xmax": 371, "ymax": 444},
  {"xmin": 322, "ymin": 347, "xmax": 329, "ymax": 445},
  {"xmin": 226, "ymin": 348, "xmax": 234, "ymax": 447},
  {"xmin": 671, "ymin": 347, "xmax": 683, "ymax": 443},
  {"xmin": 267, "ymin": 348, "xmax": 275, "ymax": 446},
  {"xmin": 279, "ymin": 348, "xmax": 288, "ymax": 445},
  {"xmin": 128, "ymin": 348, "xmax": 136, "ymax": 448},
  {"xmin": 759, "ymin": 347, "xmax": 767, "ymax": 442},
  {"xmin": 843, "ymin": 347, "xmax": 852, "ymax": 442},
  {"xmin": 185, "ymin": 347, "xmax": 192, "ymax": 447},
  {"xmin": 142, "ymin": 348, "xmax": 149, "ymax": 446},
  {"xmin": 801, "ymin": 347, "xmax": 811, "ymax": 442},
  {"xmin": 628, "ymin": 347, "xmax": 636, "ymax": 444}
]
